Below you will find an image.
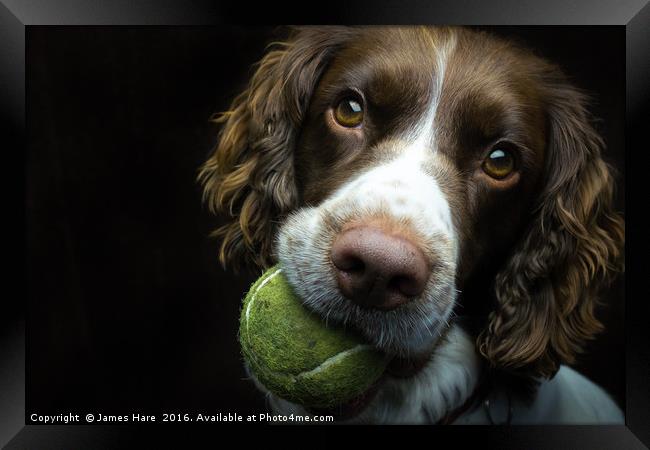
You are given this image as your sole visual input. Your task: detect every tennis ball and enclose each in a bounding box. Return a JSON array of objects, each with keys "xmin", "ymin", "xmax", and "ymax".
[{"xmin": 239, "ymin": 266, "xmax": 389, "ymax": 409}]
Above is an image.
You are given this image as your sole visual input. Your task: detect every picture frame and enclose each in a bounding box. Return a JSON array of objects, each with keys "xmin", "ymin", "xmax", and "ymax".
[{"xmin": 2, "ymin": 0, "xmax": 648, "ymax": 447}]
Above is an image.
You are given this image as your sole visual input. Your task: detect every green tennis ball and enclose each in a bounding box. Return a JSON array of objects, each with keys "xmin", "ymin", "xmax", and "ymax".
[{"xmin": 239, "ymin": 266, "xmax": 389, "ymax": 409}]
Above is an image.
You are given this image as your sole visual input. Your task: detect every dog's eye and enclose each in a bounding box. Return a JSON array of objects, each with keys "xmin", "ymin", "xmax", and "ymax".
[
  {"xmin": 334, "ymin": 97, "xmax": 364, "ymax": 128},
  {"xmin": 482, "ymin": 147, "xmax": 515, "ymax": 179}
]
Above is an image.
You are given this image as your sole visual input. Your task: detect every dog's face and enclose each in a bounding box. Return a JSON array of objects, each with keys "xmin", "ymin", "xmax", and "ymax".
[
  {"xmin": 278, "ymin": 28, "xmax": 548, "ymax": 356},
  {"xmin": 199, "ymin": 26, "xmax": 624, "ymax": 418}
]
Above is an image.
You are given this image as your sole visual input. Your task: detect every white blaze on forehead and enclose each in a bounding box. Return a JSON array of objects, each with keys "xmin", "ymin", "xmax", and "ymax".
[{"xmin": 406, "ymin": 31, "xmax": 457, "ymax": 151}]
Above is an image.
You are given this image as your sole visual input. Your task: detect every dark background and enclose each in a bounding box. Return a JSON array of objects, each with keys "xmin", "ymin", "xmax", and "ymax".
[{"xmin": 26, "ymin": 26, "xmax": 625, "ymax": 418}]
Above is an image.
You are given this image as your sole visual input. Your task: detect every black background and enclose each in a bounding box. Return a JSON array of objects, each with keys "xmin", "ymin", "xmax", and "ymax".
[{"xmin": 26, "ymin": 26, "xmax": 625, "ymax": 418}]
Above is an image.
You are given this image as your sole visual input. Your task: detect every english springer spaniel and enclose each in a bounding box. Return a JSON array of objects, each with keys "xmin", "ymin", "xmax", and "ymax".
[{"xmin": 199, "ymin": 26, "xmax": 625, "ymax": 424}]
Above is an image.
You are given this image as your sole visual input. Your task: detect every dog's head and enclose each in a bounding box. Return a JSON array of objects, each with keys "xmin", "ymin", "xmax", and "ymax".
[{"xmin": 200, "ymin": 26, "xmax": 624, "ymax": 381}]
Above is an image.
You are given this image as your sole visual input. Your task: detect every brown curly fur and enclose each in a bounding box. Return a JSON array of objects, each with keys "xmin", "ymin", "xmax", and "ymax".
[
  {"xmin": 477, "ymin": 77, "xmax": 625, "ymax": 378},
  {"xmin": 198, "ymin": 27, "xmax": 355, "ymax": 269}
]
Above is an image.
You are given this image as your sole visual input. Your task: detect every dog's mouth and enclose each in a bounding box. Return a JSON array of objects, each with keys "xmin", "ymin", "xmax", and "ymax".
[{"xmin": 305, "ymin": 352, "xmax": 432, "ymax": 420}]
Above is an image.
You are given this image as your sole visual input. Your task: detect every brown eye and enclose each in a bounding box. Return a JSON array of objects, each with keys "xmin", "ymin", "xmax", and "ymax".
[
  {"xmin": 334, "ymin": 97, "xmax": 364, "ymax": 127},
  {"xmin": 482, "ymin": 147, "xmax": 515, "ymax": 179}
]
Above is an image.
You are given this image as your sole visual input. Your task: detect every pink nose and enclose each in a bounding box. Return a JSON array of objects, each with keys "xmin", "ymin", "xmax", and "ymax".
[{"xmin": 330, "ymin": 226, "xmax": 429, "ymax": 310}]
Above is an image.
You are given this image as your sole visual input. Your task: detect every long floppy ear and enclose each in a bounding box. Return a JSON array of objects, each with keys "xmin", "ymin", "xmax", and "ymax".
[
  {"xmin": 478, "ymin": 67, "xmax": 625, "ymax": 378},
  {"xmin": 198, "ymin": 27, "xmax": 354, "ymax": 270}
]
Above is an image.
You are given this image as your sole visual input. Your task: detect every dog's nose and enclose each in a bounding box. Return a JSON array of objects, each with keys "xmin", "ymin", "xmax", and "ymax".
[{"xmin": 330, "ymin": 226, "xmax": 429, "ymax": 310}]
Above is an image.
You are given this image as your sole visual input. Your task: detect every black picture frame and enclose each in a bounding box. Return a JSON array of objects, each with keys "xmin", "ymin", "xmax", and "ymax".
[{"xmin": 2, "ymin": 0, "xmax": 648, "ymax": 448}]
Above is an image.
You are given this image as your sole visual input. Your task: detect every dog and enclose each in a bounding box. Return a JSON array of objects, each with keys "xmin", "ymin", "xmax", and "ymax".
[{"xmin": 199, "ymin": 26, "xmax": 625, "ymax": 424}]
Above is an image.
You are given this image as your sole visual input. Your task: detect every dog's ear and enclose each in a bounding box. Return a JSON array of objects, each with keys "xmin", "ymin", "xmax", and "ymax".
[
  {"xmin": 478, "ymin": 67, "xmax": 625, "ymax": 378},
  {"xmin": 199, "ymin": 27, "xmax": 354, "ymax": 270}
]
